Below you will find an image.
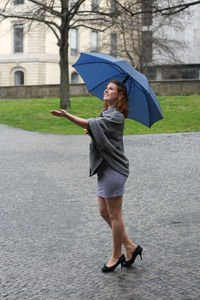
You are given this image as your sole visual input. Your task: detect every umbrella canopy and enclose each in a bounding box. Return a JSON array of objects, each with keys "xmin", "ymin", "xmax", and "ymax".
[{"xmin": 73, "ymin": 52, "xmax": 163, "ymax": 127}]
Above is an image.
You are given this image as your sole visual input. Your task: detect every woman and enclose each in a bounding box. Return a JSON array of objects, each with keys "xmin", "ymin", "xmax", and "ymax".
[{"xmin": 50, "ymin": 80, "xmax": 142, "ymax": 272}]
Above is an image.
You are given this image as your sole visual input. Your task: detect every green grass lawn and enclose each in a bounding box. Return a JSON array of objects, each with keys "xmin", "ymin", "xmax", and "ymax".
[{"xmin": 0, "ymin": 95, "xmax": 200, "ymax": 135}]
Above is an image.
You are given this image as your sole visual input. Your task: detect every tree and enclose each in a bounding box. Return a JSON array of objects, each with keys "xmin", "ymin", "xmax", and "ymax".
[
  {"xmin": 114, "ymin": 0, "xmax": 200, "ymax": 17},
  {"xmin": 0, "ymin": 0, "xmax": 111, "ymax": 108},
  {"xmin": 1, "ymin": 0, "xmax": 200, "ymax": 107},
  {"xmin": 105, "ymin": 0, "xmax": 199, "ymax": 72}
]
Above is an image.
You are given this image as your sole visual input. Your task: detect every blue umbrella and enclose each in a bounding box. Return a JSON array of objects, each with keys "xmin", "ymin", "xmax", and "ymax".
[{"xmin": 73, "ymin": 52, "xmax": 163, "ymax": 127}]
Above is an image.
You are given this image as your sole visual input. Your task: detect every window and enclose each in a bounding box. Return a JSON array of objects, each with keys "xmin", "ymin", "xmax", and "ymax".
[
  {"xmin": 91, "ymin": 31, "xmax": 98, "ymax": 52},
  {"xmin": 14, "ymin": 24, "xmax": 23, "ymax": 53},
  {"xmin": 70, "ymin": 28, "xmax": 78, "ymax": 56},
  {"xmin": 92, "ymin": 0, "xmax": 99, "ymax": 12},
  {"xmin": 70, "ymin": 0, "xmax": 78, "ymax": 7},
  {"xmin": 71, "ymin": 72, "xmax": 78, "ymax": 83},
  {"xmin": 14, "ymin": 0, "xmax": 24, "ymax": 4},
  {"xmin": 142, "ymin": 0, "xmax": 152, "ymax": 26},
  {"xmin": 14, "ymin": 71, "xmax": 24, "ymax": 86},
  {"xmin": 110, "ymin": 33, "xmax": 117, "ymax": 57},
  {"xmin": 142, "ymin": 31, "xmax": 152, "ymax": 63}
]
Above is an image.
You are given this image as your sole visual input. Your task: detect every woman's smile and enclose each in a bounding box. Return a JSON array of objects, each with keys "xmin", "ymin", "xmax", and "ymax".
[{"xmin": 103, "ymin": 82, "xmax": 118, "ymax": 102}]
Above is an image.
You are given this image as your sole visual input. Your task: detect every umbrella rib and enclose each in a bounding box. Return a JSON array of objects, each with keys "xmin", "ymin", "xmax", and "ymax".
[
  {"xmin": 75, "ymin": 61, "xmax": 128, "ymax": 77},
  {"xmin": 74, "ymin": 61, "xmax": 119, "ymax": 67},
  {"xmin": 89, "ymin": 71, "xmax": 146, "ymax": 98},
  {"xmin": 73, "ymin": 53, "xmax": 163, "ymax": 128},
  {"xmin": 89, "ymin": 73, "xmax": 125, "ymax": 93},
  {"xmin": 146, "ymin": 92, "xmax": 153, "ymax": 127},
  {"xmin": 75, "ymin": 61, "xmax": 127, "ymax": 93},
  {"xmin": 75, "ymin": 60, "xmax": 146, "ymax": 94},
  {"xmin": 128, "ymin": 77, "xmax": 147, "ymax": 95}
]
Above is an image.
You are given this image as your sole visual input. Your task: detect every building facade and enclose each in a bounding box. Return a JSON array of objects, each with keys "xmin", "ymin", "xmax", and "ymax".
[
  {"xmin": 145, "ymin": 1, "xmax": 200, "ymax": 80},
  {"xmin": 1, "ymin": 0, "xmax": 200, "ymax": 86},
  {"xmin": 0, "ymin": 0, "xmax": 120, "ymax": 87}
]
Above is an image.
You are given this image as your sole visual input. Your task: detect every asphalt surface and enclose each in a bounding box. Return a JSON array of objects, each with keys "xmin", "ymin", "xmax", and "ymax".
[{"xmin": 0, "ymin": 124, "xmax": 200, "ymax": 300}]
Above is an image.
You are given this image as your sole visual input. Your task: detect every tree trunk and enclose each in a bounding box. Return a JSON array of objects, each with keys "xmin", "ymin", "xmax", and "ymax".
[{"xmin": 59, "ymin": 22, "xmax": 71, "ymax": 109}]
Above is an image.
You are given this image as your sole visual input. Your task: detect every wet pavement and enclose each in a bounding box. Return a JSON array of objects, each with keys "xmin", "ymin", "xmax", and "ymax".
[{"xmin": 0, "ymin": 124, "xmax": 200, "ymax": 300}]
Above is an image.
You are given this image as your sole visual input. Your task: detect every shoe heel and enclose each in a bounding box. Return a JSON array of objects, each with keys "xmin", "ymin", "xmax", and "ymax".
[
  {"xmin": 102, "ymin": 254, "xmax": 125, "ymax": 273},
  {"xmin": 139, "ymin": 247, "xmax": 143, "ymax": 260},
  {"xmin": 121, "ymin": 262, "xmax": 123, "ymax": 270},
  {"xmin": 123, "ymin": 245, "xmax": 143, "ymax": 267}
]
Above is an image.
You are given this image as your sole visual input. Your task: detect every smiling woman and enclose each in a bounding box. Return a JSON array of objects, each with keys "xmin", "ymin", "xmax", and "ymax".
[
  {"xmin": 103, "ymin": 81, "xmax": 129, "ymax": 118},
  {"xmin": 103, "ymin": 82, "xmax": 119, "ymax": 105},
  {"xmin": 50, "ymin": 80, "xmax": 143, "ymax": 272},
  {"xmin": 72, "ymin": 52, "xmax": 163, "ymax": 128}
]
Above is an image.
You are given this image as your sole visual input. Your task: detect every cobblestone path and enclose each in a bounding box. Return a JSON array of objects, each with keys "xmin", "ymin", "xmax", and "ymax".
[{"xmin": 0, "ymin": 125, "xmax": 200, "ymax": 300}]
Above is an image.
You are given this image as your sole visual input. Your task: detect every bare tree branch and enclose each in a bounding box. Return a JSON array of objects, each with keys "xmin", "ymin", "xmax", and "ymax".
[
  {"xmin": 1, "ymin": 0, "xmax": 198, "ymax": 106},
  {"xmin": 3, "ymin": 0, "xmax": 10, "ymax": 12},
  {"xmin": 0, "ymin": 10, "xmax": 60, "ymax": 32},
  {"xmin": 71, "ymin": 23, "xmax": 111, "ymax": 32},
  {"xmin": 76, "ymin": 10, "xmax": 112, "ymax": 17},
  {"xmin": 28, "ymin": 0, "xmax": 62, "ymax": 17},
  {"xmin": 113, "ymin": 0, "xmax": 200, "ymax": 17},
  {"xmin": 154, "ymin": 0, "xmax": 200, "ymax": 16},
  {"xmin": 68, "ymin": 0, "xmax": 85, "ymax": 19}
]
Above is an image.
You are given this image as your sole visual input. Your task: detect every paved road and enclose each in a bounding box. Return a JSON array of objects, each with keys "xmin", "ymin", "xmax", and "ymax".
[{"xmin": 0, "ymin": 124, "xmax": 200, "ymax": 300}]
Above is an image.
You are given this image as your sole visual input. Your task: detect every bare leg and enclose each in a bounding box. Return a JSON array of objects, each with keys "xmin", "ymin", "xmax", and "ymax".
[
  {"xmin": 103, "ymin": 196, "xmax": 124, "ymax": 266},
  {"xmin": 98, "ymin": 196, "xmax": 112, "ymax": 227},
  {"xmin": 98, "ymin": 196, "xmax": 137, "ymax": 262}
]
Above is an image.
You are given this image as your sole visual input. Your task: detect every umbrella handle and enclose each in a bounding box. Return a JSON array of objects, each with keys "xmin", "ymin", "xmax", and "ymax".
[
  {"xmin": 134, "ymin": 64, "xmax": 139, "ymax": 71},
  {"xmin": 123, "ymin": 75, "xmax": 130, "ymax": 83}
]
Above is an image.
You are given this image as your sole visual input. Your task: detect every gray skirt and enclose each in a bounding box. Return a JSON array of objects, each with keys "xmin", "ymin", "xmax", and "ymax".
[{"xmin": 97, "ymin": 163, "xmax": 128, "ymax": 199}]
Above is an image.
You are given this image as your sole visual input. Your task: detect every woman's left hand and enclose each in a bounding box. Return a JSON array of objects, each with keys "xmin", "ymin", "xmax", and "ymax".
[{"xmin": 50, "ymin": 109, "xmax": 67, "ymax": 117}]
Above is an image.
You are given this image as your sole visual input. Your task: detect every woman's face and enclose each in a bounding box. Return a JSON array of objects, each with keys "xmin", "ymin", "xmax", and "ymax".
[{"xmin": 103, "ymin": 82, "xmax": 119, "ymax": 104}]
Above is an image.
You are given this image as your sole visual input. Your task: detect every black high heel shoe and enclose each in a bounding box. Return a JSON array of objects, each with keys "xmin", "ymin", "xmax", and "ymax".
[
  {"xmin": 123, "ymin": 245, "xmax": 143, "ymax": 267},
  {"xmin": 102, "ymin": 254, "xmax": 125, "ymax": 273}
]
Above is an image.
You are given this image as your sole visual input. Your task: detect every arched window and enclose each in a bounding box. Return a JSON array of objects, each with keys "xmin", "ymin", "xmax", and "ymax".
[
  {"xmin": 71, "ymin": 72, "xmax": 78, "ymax": 83},
  {"xmin": 14, "ymin": 71, "xmax": 24, "ymax": 86}
]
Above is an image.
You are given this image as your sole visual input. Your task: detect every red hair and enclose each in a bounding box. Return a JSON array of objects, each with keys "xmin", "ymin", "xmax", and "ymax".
[{"xmin": 103, "ymin": 80, "xmax": 129, "ymax": 118}]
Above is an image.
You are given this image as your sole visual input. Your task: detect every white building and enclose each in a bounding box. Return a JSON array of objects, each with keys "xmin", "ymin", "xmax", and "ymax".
[
  {"xmin": 1, "ymin": 0, "xmax": 200, "ymax": 86},
  {"xmin": 0, "ymin": 0, "xmax": 119, "ymax": 87},
  {"xmin": 0, "ymin": 0, "xmax": 60, "ymax": 87}
]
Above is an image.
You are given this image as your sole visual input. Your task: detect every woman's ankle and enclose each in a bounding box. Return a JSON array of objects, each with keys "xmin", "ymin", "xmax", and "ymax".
[{"xmin": 124, "ymin": 242, "xmax": 137, "ymax": 253}]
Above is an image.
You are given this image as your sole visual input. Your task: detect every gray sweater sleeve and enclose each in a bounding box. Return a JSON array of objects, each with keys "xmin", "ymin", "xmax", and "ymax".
[{"xmin": 88, "ymin": 108, "xmax": 129, "ymax": 177}]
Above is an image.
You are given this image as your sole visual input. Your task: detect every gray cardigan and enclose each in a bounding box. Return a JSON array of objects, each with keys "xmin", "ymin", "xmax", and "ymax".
[{"xmin": 88, "ymin": 106, "xmax": 129, "ymax": 177}]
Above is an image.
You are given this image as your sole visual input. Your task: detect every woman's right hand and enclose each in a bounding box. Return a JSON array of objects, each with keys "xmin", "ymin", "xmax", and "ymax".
[
  {"xmin": 50, "ymin": 109, "xmax": 67, "ymax": 117},
  {"xmin": 50, "ymin": 110, "xmax": 90, "ymax": 130}
]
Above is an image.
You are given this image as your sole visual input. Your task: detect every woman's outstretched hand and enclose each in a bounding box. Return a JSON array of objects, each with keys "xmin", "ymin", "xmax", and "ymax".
[
  {"xmin": 50, "ymin": 109, "xmax": 67, "ymax": 117},
  {"xmin": 50, "ymin": 109, "xmax": 90, "ymax": 130}
]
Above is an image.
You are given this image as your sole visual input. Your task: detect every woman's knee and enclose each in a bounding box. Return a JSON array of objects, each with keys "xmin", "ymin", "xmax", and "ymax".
[
  {"xmin": 99, "ymin": 207, "xmax": 109, "ymax": 219},
  {"xmin": 105, "ymin": 196, "xmax": 123, "ymax": 221},
  {"xmin": 107, "ymin": 211, "xmax": 122, "ymax": 222}
]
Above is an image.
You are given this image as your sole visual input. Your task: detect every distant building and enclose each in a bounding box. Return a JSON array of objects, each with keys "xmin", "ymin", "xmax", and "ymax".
[{"xmin": 145, "ymin": 2, "xmax": 200, "ymax": 80}]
